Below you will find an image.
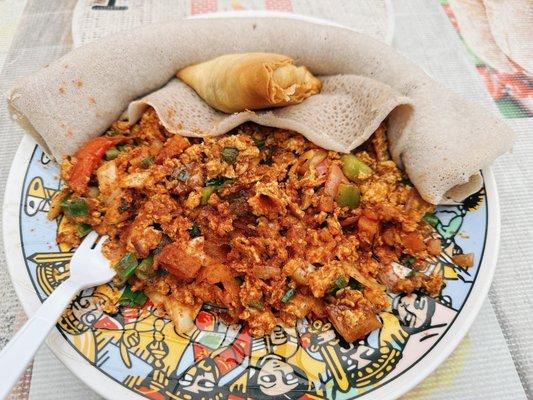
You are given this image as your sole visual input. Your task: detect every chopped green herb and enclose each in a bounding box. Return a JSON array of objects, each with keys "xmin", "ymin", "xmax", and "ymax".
[
  {"xmin": 106, "ymin": 129, "xmax": 120, "ymax": 137},
  {"xmin": 260, "ymin": 146, "xmax": 274, "ymax": 165},
  {"xmin": 423, "ymin": 212, "xmax": 439, "ymax": 228},
  {"xmin": 140, "ymin": 155, "xmax": 154, "ymax": 169},
  {"xmin": 401, "ymin": 176, "xmax": 413, "ymax": 186},
  {"xmin": 118, "ymin": 286, "xmax": 147, "ymax": 307},
  {"xmin": 202, "ymin": 177, "xmax": 234, "ymax": 205},
  {"xmin": 117, "ymin": 143, "xmax": 128, "ymax": 151},
  {"xmin": 113, "ymin": 252, "xmax": 138, "ymax": 286},
  {"xmin": 136, "ymin": 255, "xmax": 155, "ymax": 280},
  {"xmin": 188, "ymin": 223, "xmax": 202, "ymax": 238},
  {"xmin": 76, "ymin": 223, "xmax": 92, "ymax": 238},
  {"xmin": 400, "ymin": 254, "xmax": 416, "ymax": 268},
  {"xmin": 105, "ymin": 147, "xmax": 119, "ymax": 160},
  {"xmin": 205, "ymin": 177, "xmax": 225, "ymax": 187},
  {"xmin": 60, "ymin": 198, "xmax": 88, "ymax": 216},
  {"xmin": 205, "ymin": 176, "xmax": 233, "ymax": 188},
  {"xmin": 221, "ymin": 147, "xmax": 239, "ymax": 164},
  {"xmin": 201, "ymin": 186, "xmax": 216, "ymax": 205},
  {"xmin": 281, "ymin": 287, "xmax": 296, "ymax": 303},
  {"xmin": 253, "ymin": 138, "xmax": 266, "ymax": 150}
]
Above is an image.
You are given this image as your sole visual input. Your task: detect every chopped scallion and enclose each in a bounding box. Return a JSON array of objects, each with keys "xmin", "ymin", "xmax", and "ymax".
[
  {"xmin": 327, "ymin": 276, "xmax": 348, "ymax": 295},
  {"xmin": 136, "ymin": 254, "xmax": 155, "ymax": 280},
  {"xmin": 423, "ymin": 213, "xmax": 439, "ymax": 228},
  {"xmin": 60, "ymin": 198, "xmax": 88, "ymax": 216},
  {"xmin": 118, "ymin": 286, "xmax": 147, "ymax": 307},
  {"xmin": 254, "ymin": 138, "xmax": 266, "ymax": 150},
  {"xmin": 205, "ymin": 176, "xmax": 233, "ymax": 188},
  {"xmin": 188, "ymin": 223, "xmax": 201, "ymax": 238},
  {"xmin": 348, "ymin": 278, "xmax": 363, "ymax": 291},
  {"xmin": 281, "ymin": 287, "xmax": 296, "ymax": 303},
  {"xmin": 201, "ymin": 177, "xmax": 234, "ymax": 205},
  {"xmin": 260, "ymin": 146, "xmax": 274, "ymax": 165},
  {"xmin": 113, "ymin": 252, "xmax": 138, "ymax": 286},
  {"xmin": 76, "ymin": 223, "xmax": 92, "ymax": 238}
]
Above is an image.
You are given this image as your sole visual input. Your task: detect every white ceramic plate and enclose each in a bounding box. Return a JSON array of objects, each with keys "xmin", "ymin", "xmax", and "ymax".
[{"xmin": 3, "ymin": 131, "xmax": 499, "ymax": 400}]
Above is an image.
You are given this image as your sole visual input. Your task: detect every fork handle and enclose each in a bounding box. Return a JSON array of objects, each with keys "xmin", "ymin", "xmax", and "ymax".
[{"xmin": 0, "ymin": 278, "xmax": 83, "ymax": 399}]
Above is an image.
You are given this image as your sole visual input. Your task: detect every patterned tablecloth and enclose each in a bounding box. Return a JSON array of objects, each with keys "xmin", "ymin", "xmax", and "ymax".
[{"xmin": 0, "ymin": 1, "xmax": 531, "ymax": 399}]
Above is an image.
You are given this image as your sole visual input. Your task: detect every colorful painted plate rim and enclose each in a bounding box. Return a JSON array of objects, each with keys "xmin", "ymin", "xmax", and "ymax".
[{"xmin": 3, "ymin": 132, "xmax": 499, "ymax": 400}]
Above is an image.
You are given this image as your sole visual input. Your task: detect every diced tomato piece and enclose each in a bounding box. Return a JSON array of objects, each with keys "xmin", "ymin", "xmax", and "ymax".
[
  {"xmin": 402, "ymin": 232, "xmax": 426, "ymax": 253},
  {"xmin": 155, "ymin": 135, "xmax": 190, "ymax": 163},
  {"xmin": 197, "ymin": 263, "xmax": 240, "ymax": 303},
  {"xmin": 362, "ymin": 209, "xmax": 378, "ymax": 220},
  {"xmin": 156, "ymin": 242, "xmax": 203, "ymax": 281},
  {"xmin": 358, "ymin": 215, "xmax": 379, "ymax": 239},
  {"xmin": 203, "ymin": 237, "xmax": 231, "ymax": 261},
  {"xmin": 326, "ymin": 304, "xmax": 382, "ymax": 342},
  {"xmin": 68, "ymin": 136, "xmax": 127, "ymax": 193}
]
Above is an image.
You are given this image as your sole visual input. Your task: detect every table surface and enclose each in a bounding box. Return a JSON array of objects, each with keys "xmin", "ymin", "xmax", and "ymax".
[{"xmin": 0, "ymin": 1, "xmax": 532, "ymax": 399}]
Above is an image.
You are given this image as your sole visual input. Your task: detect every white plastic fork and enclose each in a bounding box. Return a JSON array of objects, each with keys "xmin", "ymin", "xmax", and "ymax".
[{"xmin": 0, "ymin": 232, "xmax": 114, "ymax": 399}]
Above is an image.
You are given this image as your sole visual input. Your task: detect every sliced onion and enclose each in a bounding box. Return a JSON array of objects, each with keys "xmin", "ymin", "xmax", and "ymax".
[
  {"xmin": 325, "ymin": 164, "xmax": 348, "ymax": 197},
  {"xmin": 96, "ymin": 159, "xmax": 118, "ymax": 193},
  {"xmin": 315, "ymin": 159, "xmax": 329, "ymax": 176},
  {"xmin": 350, "ymin": 266, "xmax": 386, "ymax": 291},
  {"xmin": 166, "ymin": 299, "xmax": 201, "ymax": 333},
  {"xmin": 297, "ymin": 149, "xmax": 327, "ymax": 174}
]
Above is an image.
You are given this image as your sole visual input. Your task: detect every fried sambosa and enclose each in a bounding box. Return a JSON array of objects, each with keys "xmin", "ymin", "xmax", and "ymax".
[{"xmin": 177, "ymin": 52, "xmax": 321, "ymax": 113}]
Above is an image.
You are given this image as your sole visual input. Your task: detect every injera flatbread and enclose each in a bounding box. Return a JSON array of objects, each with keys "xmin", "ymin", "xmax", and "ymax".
[
  {"xmin": 127, "ymin": 75, "xmax": 412, "ymax": 154},
  {"xmin": 448, "ymin": 0, "xmax": 514, "ymax": 73},
  {"xmin": 483, "ymin": 0, "xmax": 533, "ymax": 75},
  {"xmin": 7, "ymin": 18, "xmax": 516, "ymax": 204}
]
